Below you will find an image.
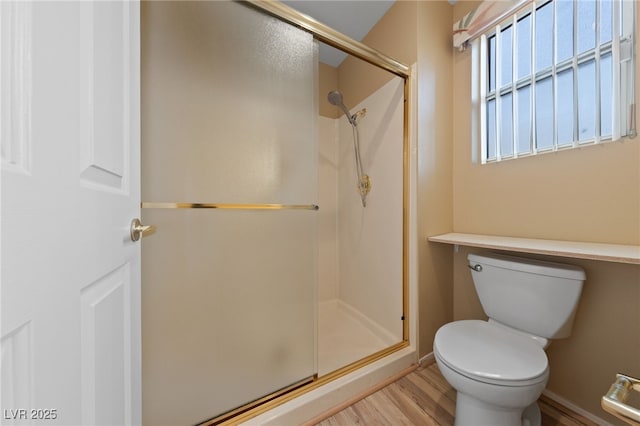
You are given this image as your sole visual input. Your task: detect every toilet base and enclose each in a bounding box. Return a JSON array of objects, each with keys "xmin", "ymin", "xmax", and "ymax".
[
  {"xmin": 522, "ymin": 401, "xmax": 541, "ymax": 426},
  {"xmin": 454, "ymin": 393, "xmax": 542, "ymax": 426}
]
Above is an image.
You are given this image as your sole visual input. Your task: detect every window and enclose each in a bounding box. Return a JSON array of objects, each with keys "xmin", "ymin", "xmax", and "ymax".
[{"xmin": 478, "ymin": 0, "xmax": 635, "ymax": 163}]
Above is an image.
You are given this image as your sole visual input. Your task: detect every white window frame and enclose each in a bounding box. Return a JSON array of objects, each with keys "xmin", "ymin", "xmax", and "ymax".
[{"xmin": 473, "ymin": 0, "xmax": 636, "ymax": 164}]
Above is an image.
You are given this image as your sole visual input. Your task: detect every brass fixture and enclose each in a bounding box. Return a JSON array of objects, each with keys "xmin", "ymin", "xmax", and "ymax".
[
  {"xmin": 130, "ymin": 218, "xmax": 155, "ymax": 241},
  {"xmin": 602, "ymin": 373, "xmax": 640, "ymax": 425},
  {"xmin": 141, "ymin": 202, "xmax": 319, "ymax": 210}
]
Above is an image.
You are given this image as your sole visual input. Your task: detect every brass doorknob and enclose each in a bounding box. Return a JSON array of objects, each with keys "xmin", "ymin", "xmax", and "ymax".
[{"xmin": 130, "ymin": 218, "xmax": 155, "ymax": 242}]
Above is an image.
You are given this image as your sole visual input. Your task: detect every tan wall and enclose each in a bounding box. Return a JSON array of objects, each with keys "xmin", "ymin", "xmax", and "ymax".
[
  {"xmin": 452, "ymin": 0, "xmax": 640, "ymax": 244},
  {"xmin": 337, "ymin": 1, "xmax": 417, "ymax": 109},
  {"xmin": 416, "ymin": 1, "xmax": 455, "ymax": 358},
  {"xmin": 317, "ymin": 0, "xmax": 417, "ymax": 119},
  {"xmin": 319, "ymin": 63, "xmax": 339, "ymax": 119},
  {"xmin": 451, "ymin": 1, "xmax": 640, "ymax": 423}
]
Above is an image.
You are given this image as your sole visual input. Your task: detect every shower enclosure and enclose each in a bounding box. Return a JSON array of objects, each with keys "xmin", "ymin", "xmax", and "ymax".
[{"xmin": 141, "ymin": 2, "xmax": 409, "ymax": 425}]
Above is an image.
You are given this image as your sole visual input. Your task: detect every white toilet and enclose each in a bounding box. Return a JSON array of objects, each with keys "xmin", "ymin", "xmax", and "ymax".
[{"xmin": 434, "ymin": 253, "xmax": 586, "ymax": 426}]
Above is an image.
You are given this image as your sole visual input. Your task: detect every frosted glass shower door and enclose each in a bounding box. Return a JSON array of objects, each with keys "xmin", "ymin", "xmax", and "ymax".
[{"xmin": 141, "ymin": 2, "xmax": 317, "ymax": 425}]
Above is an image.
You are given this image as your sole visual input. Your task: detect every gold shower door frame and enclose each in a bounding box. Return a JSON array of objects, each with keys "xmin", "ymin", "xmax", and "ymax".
[
  {"xmin": 197, "ymin": 2, "xmax": 413, "ymax": 425},
  {"xmin": 143, "ymin": 1, "xmax": 412, "ymax": 424}
]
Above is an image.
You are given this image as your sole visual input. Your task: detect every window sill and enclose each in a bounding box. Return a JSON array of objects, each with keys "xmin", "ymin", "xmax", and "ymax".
[{"xmin": 428, "ymin": 233, "xmax": 640, "ymax": 265}]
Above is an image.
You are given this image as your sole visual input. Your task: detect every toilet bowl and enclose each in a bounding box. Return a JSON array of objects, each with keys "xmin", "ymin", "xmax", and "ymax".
[
  {"xmin": 434, "ymin": 253, "xmax": 586, "ymax": 426},
  {"xmin": 434, "ymin": 320, "xmax": 549, "ymax": 426}
]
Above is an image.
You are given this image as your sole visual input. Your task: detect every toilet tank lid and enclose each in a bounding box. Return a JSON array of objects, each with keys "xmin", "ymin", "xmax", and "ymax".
[{"xmin": 468, "ymin": 253, "xmax": 586, "ymax": 280}]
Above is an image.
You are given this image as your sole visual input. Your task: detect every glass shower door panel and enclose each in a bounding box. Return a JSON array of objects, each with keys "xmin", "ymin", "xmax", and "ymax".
[
  {"xmin": 142, "ymin": 209, "xmax": 317, "ymax": 425},
  {"xmin": 141, "ymin": 2, "xmax": 317, "ymax": 425},
  {"xmin": 142, "ymin": 1, "xmax": 317, "ymax": 205}
]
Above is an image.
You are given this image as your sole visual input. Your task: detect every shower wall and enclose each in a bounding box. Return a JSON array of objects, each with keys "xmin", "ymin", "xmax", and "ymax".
[{"xmin": 318, "ymin": 77, "xmax": 404, "ymax": 342}]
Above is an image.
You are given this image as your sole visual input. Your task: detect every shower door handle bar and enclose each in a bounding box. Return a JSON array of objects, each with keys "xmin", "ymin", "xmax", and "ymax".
[
  {"xmin": 602, "ymin": 373, "xmax": 640, "ymax": 425},
  {"xmin": 141, "ymin": 202, "xmax": 319, "ymax": 211}
]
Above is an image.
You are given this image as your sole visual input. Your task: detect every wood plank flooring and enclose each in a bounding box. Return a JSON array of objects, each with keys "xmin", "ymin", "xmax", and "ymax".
[{"xmin": 315, "ymin": 362, "xmax": 599, "ymax": 426}]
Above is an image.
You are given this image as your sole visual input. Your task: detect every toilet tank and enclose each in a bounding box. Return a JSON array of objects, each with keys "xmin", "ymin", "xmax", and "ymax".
[{"xmin": 468, "ymin": 253, "xmax": 586, "ymax": 339}]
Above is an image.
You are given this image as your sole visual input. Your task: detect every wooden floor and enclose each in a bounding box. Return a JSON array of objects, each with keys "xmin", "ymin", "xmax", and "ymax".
[{"xmin": 314, "ymin": 362, "xmax": 599, "ymax": 426}]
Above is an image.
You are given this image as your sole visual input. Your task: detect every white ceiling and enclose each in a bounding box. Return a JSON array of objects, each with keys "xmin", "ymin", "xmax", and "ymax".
[{"xmin": 280, "ymin": 0, "xmax": 395, "ymax": 67}]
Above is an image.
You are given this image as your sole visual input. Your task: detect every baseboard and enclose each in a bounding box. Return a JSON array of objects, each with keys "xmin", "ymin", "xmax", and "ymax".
[
  {"xmin": 418, "ymin": 352, "xmax": 435, "ymax": 366},
  {"xmin": 541, "ymin": 389, "xmax": 613, "ymax": 426},
  {"xmin": 318, "ymin": 299, "xmax": 339, "ymax": 311}
]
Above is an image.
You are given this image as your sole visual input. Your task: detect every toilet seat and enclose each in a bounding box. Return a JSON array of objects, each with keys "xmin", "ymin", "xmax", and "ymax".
[{"xmin": 434, "ymin": 320, "xmax": 548, "ymax": 387}]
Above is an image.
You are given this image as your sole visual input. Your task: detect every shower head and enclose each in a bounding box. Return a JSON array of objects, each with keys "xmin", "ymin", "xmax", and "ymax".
[
  {"xmin": 327, "ymin": 90, "xmax": 356, "ymax": 126},
  {"xmin": 327, "ymin": 90, "xmax": 343, "ymax": 106}
]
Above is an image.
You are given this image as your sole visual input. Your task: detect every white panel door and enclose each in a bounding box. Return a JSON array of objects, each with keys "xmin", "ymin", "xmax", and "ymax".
[{"xmin": 1, "ymin": 2, "xmax": 141, "ymax": 425}]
